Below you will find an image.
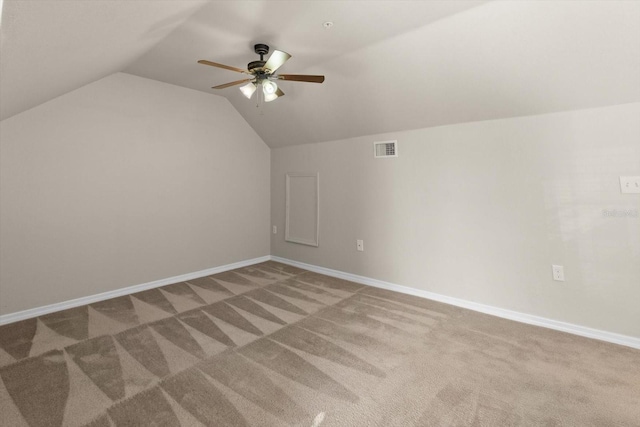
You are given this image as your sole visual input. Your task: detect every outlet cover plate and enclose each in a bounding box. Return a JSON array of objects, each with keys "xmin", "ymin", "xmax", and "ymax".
[{"xmin": 552, "ymin": 265, "xmax": 565, "ymax": 281}]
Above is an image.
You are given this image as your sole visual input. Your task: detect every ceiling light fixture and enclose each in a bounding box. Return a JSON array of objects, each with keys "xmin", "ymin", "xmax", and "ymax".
[
  {"xmin": 262, "ymin": 80, "xmax": 278, "ymax": 95},
  {"xmin": 264, "ymin": 91, "xmax": 279, "ymax": 103},
  {"xmin": 239, "ymin": 82, "xmax": 257, "ymax": 99},
  {"xmin": 323, "ymin": 21, "xmax": 334, "ymax": 29}
]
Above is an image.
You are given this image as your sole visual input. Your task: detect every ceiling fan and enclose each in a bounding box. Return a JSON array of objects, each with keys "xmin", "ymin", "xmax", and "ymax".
[{"xmin": 198, "ymin": 44, "xmax": 325, "ymax": 102}]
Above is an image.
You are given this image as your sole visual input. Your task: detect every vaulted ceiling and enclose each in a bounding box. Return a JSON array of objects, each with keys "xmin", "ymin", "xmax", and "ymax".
[{"xmin": 2, "ymin": 1, "xmax": 639, "ymax": 147}]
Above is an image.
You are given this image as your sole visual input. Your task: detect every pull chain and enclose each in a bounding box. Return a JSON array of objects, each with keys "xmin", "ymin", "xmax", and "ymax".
[{"xmin": 256, "ymin": 84, "xmax": 264, "ymax": 115}]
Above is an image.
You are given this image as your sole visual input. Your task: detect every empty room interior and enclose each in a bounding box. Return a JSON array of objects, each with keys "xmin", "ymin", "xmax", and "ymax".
[{"xmin": 1, "ymin": 1, "xmax": 639, "ymax": 426}]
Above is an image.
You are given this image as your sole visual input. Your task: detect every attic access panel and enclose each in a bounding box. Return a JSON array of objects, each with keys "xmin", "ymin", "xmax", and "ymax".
[{"xmin": 285, "ymin": 172, "xmax": 319, "ymax": 247}]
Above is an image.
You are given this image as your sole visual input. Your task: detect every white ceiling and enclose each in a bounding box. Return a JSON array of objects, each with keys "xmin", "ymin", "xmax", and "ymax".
[{"xmin": 2, "ymin": 1, "xmax": 639, "ymax": 147}]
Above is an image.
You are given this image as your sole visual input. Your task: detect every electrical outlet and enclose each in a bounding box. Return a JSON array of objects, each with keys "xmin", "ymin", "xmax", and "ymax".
[
  {"xmin": 620, "ymin": 176, "xmax": 640, "ymax": 194},
  {"xmin": 356, "ymin": 239, "xmax": 364, "ymax": 252},
  {"xmin": 272, "ymin": 225, "xmax": 277, "ymax": 234},
  {"xmin": 552, "ymin": 265, "xmax": 565, "ymax": 282}
]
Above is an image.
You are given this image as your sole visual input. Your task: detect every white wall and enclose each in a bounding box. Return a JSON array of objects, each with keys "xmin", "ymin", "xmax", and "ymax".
[
  {"xmin": 271, "ymin": 103, "xmax": 640, "ymax": 338},
  {"xmin": 0, "ymin": 73, "xmax": 270, "ymax": 315}
]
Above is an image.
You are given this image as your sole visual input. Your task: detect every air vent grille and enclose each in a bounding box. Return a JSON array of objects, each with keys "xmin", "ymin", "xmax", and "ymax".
[{"xmin": 374, "ymin": 140, "xmax": 398, "ymax": 158}]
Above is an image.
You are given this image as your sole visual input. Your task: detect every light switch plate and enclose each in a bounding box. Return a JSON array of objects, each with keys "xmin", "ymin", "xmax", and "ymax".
[{"xmin": 620, "ymin": 176, "xmax": 640, "ymax": 194}]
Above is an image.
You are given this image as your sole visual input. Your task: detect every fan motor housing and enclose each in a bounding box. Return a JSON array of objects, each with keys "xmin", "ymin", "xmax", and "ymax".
[{"xmin": 248, "ymin": 60, "xmax": 266, "ymax": 73}]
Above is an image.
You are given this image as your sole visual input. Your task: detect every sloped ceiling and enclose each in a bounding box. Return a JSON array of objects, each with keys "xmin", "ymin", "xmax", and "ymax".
[
  {"xmin": 2, "ymin": 1, "xmax": 639, "ymax": 148},
  {"xmin": 0, "ymin": 0, "xmax": 209, "ymax": 120}
]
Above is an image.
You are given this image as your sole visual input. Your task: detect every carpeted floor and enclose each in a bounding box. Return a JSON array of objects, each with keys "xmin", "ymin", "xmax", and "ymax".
[{"xmin": 0, "ymin": 261, "xmax": 639, "ymax": 426}]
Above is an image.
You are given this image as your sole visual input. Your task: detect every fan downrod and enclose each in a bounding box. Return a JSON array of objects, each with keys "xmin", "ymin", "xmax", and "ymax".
[{"xmin": 254, "ymin": 44, "xmax": 269, "ymax": 60}]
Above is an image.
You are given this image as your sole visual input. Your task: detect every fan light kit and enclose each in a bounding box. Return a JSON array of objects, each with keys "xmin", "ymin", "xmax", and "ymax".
[{"xmin": 198, "ymin": 44, "xmax": 325, "ymax": 103}]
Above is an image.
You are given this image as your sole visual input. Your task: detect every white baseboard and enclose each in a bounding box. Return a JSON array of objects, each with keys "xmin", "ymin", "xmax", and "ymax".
[
  {"xmin": 271, "ymin": 256, "xmax": 640, "ymax": 350},
  {"xmin": 0, "ymin": 256, "xmax": 270, "ymax": 326},
  {"xmin": 4, "ymin": 254, "xmax": 638, "ymax": 350}
]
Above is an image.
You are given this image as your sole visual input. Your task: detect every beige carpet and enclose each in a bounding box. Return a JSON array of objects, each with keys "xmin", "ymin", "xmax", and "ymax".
[{"xmin": 0, "ymin": 261, "xmax": 638, "ymax": 426}]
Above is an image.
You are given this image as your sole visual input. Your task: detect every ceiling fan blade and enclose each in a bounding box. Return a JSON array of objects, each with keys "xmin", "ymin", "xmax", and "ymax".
[
  {"xmin": 264, "ymin": 87, "xmax": 285, "ymax": 103},
  {"xmin": 263, "ymin": 50, "xmax": 291, "ymax": 73},
  {"xmin": 212, "ymin": 78, "xmax": 253, "ymax": 89},
  {"xmin": 198, "ymin": 60, "xmax": 249, "ymax": 74},
  {"xmin": 277, "ymin": 74, "xmax": 325, "ymax": 83}
]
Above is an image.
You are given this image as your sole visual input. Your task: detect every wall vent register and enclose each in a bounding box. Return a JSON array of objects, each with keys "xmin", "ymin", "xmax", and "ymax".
[{"xmin": 374, "ymin": 140, "xmax": 398, "ymax": 158}]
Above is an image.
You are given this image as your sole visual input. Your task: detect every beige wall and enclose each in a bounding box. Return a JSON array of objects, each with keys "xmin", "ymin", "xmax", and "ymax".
[
  {"xmin": 0, "ymin": 73, "xmax": 270, "ymax": 315},
  {"xmin": 271, "ymin": 103, "xmax": 640, "ymax": 338}
]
